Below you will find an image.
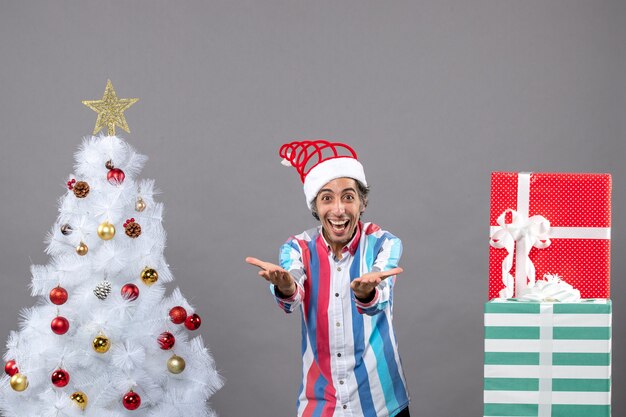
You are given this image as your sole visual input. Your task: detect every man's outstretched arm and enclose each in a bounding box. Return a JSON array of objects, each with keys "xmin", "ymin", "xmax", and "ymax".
[
  {"xmin": 246, "ymin": 257, "xmax": 297, "ymax": 296},
  {"xmin": 245, "ymin": 253, "xmax": 305, "ymax": 313},
  {"xmin": 350, "ymin": 267, "xmax": 404, "ymax": 299},
  {"xmin": 351, "ymin": 234, "xmax": 403, "ymax": 315}
]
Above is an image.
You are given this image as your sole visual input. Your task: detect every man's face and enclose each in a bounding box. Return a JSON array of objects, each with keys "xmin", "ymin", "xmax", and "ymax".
[{"xmin": 314, "ymin": 177, "xmax": 363, "ymax": 249}]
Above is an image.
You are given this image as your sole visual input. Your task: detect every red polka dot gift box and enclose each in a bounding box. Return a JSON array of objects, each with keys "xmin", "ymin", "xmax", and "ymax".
[{"xmin": 488, "ymin": 172, "xmax": 611, "ymax": 300}]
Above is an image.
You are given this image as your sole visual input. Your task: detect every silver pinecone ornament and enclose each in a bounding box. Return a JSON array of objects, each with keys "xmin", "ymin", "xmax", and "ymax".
[{"xmin": 94, "ymin": 280, "xmax": 112, "ymax": 300}]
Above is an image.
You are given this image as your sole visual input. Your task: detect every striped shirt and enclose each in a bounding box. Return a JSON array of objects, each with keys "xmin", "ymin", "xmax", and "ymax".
[{"xmin": 271, "ymin": 222, "xmax": 410, "ymax": 417}]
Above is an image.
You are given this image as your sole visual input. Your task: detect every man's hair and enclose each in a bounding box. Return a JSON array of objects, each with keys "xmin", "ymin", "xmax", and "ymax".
[{"xmin": 310, "ymin": 180, "xmax": 370, "ymax": 221}]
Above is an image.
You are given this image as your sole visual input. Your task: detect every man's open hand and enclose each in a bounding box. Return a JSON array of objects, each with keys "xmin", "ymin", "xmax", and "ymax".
[
  {"xmin": 350, "ymin": 267, "xmax": 403, "ymax": 300},
  {"xmin": 245, "ymin": 257, "xmax": 296, "ymax": 297}
]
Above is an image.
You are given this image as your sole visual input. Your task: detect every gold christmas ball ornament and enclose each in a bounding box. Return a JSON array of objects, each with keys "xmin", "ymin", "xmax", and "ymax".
[
  {"xmin": 76, "ymin": 241, "xmax": 88, "ymax": 256},
  {"xmin": 93, "ymin": 334, "xmax": 111, "ymax": 353},
  {"xmin": 167, "ymin": 354, "xmax": 186, "ymax": 374},
  {"xmin": 140, "ymin": 267, "xmax": 158, "ymax": 286},
  {"xmin": 9, "ymin": 373, "xmax": 28, "ymax": 391},
  {"xmin": 97, "ymin": 221, "xmax": 116, "ymax": 240},
  {"xmin": 70, "ymin": 391, "xmax": 88, "ymax": 410},
  {"xmin": 135, "ymin": 197, "xmax": 146, "ymax": 212}
]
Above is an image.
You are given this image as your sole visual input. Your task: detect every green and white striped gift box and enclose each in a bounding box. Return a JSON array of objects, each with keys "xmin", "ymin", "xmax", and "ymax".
[{"xmin": 484, "ymin": 299, "xmax": 611, "ymax": 417}]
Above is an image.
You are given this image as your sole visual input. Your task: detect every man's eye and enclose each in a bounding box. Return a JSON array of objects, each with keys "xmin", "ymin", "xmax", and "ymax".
[
  {"xmin": 344, "ymin": 195, "xmax": 354, "ymax": 200},
  {"xmin": 321, "ymin": 195, "xmax": 331, "ymax": 201}
]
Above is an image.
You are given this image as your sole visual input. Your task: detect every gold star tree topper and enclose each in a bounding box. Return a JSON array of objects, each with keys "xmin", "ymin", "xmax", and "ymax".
[{"xmin": 82, "ymin": 80, "xmax": 139, "ymax": 136}]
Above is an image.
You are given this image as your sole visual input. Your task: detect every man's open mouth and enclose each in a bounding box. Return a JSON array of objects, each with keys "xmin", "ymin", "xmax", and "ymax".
[{"xmin": 329, "ymin": 219, "xmax": 350, "ymax": 232}]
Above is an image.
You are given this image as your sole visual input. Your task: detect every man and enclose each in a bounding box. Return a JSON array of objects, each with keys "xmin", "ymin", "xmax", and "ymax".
[{"xmin": 246, "ymin": 140, "xmax": 410, "ymax": 417}]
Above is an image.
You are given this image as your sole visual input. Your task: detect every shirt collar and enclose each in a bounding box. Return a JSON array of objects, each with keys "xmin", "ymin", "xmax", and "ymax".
[{"xmin": 319, "ymin": 221, "xmax": 362, "ymax": 256}]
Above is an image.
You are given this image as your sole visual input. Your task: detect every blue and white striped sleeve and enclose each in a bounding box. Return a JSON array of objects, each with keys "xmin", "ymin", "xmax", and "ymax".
[
  {"xmin": 355, "ymin": 234, "xmax": 403, "ymax": 316},
  {"xmin": 270, "ymin": 239, "xmax": 307, "ymax": 314}
]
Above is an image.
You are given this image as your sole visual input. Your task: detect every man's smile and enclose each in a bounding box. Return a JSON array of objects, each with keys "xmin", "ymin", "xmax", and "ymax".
[{"xmin": 328, "ymin": 218, "xmax": 350, "ymax": 233}]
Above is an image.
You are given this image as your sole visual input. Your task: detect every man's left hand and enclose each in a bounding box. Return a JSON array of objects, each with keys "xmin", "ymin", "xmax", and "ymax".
[{"xmin": 350, "ymin": 267, "xmax": 403, "ymax": 301}]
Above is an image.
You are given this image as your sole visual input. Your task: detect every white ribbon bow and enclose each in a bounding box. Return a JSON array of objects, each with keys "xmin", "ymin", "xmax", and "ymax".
[
  {"xmin": 490, "ymin": 209, "xmax": 552, "ymax": 298},
  {"xmin": 517, "ymin": 273, "xmax": 581, "ymax": 302}
]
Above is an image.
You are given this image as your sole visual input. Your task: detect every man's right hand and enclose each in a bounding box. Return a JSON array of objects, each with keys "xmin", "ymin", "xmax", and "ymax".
[{"xmin": 245, "ymin": 257, "xmax": 296, "ymax": 297}]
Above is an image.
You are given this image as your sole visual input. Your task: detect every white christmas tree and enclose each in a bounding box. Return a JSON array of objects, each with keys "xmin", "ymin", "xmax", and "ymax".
[{"xmin": 0, "ymin": 81, "xmax": 223, "ymax": 417}]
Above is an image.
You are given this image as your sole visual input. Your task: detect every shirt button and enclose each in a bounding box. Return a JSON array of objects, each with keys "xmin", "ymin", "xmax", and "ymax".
[
  {"xmin": 337, "ymin": 267, "xmax": 342, "ymax": 271},
  {"xmin": 337, "ymin": 353, "xmax": 342, "ymax": 357},
  {"xmin": 343, "ymin": 405, "xmax": 347, "ymax": 409},
  {"xmin": 335, "ymin": 293, "xmax": 339, "ymax": 297},
  {"xmin": 339, "ymin": 380, "xmax": 344, "ymax": 385},
  {"xmin": 336, "ymin": 322, "xmax": 341, "ymax": 327}
]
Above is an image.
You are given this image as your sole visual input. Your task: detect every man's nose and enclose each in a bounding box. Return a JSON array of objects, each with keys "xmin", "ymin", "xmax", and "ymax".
[{"xmin": 332, "ymin": 200, "xmax": 346, "ymax": 214}]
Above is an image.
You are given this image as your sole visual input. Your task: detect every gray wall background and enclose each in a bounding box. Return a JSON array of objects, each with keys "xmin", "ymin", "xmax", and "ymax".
[{"xmin": 1, "ymin": 1, "xmax": 624, "ymax": 416}]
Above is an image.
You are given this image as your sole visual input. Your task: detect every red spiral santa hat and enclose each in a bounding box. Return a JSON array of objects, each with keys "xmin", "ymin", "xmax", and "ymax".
[{"xmin": 279, "ymin": 140, "xmax": 367, "ymax": 209}]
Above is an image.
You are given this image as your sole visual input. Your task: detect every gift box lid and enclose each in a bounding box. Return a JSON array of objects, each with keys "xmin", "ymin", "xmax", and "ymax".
[{"xmin": 490, "ymin": 172, "xmax": 611, "ymax": 228}]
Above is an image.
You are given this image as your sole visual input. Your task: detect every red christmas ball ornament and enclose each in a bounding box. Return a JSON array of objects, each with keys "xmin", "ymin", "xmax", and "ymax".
[
  {"xmin": 51, "ymin": 316, "xmax": 70, "ymax": 335},
  {"xmin": 122, "ymin": 390, "xmax": 141, "ymax": 410},
  {"xmin": 169, "ymin": 306, "xmax": 187, "ymax": 324},
  {"xmin": 4, "ymin": 360, "xmax": 18, "ymax": 376},
  {"xmin": 121, "ymin": 283, "xmax": 140, "ymax": 301},
  {"xmin": 157, "ymin": 332, "xmax": 176, "ymax": 350},
  {"xmin": 107, "ymin": 168, "xmax": 125, "ymax": 185},
  {"xmin": 184, "ymin": 314, "xmax": 201, "ymax": 330},
  {"xmin": 49, "ymin": 286, "xmax": 68, "ymax": 305},
  {"xmin": 51, "ymin": 368, "xmax": 70, "ymax": 387}
]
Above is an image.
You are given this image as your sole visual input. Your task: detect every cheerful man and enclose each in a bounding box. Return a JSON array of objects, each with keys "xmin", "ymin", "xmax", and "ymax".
[{"xmin": 246, "ymin": 140, "xmax": 410, "ymax": 417}]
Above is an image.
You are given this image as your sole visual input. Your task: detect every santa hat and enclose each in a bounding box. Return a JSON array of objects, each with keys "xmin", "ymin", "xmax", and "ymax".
[{"xmin": 279, "ymin": 140, "xmax": 367, "ymax": 209}]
